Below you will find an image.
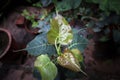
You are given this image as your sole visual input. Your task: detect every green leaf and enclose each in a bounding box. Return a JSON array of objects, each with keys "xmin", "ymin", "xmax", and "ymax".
[
  {"xmin": 32, "ymin": 21, "xmax": 39, "ymax": 27},
  {"xmin": 56, "ymin": 15, "xmax": 73, "ymax": 45},
  {"xmin": 71, "ymin": 49, "xmax": 83, "ymax": 62},
  {"xmin": 26, "ymin": 33, "xmax": 56, "ymax": 56},
  {"xmin": 57, "ymin": 48, "xmax": 87, "ymax": 75},
  {"xmin": 21, "ymin": 9, "xmax": 30, "ymax": 17},
  {"xmin": 68, "ymin": 29, "xmax": 88, "ymax": 52},
  {"xmin": 21, "ymin": 10, "xmax": 38, "ymax": 27},
  {"xmin": 34, "ymin": 54, "xmax": 57, "ymax": 80},
  {"xmin": 47, "ymin": 19, "xmax": 59, "ymax": 44},
  {"xmin": 47, "ymin": 14, "xmax": 73, "ymax": 45},
  {"xmin": 33, "ymin": 2, "xmax": 42, "ymax": 7},
  {"xmin": 99, "ymin": 36, "xmax": 109, "ymax": 42},
  {"xmin": 56, "ymin": 0, "xmax": 82, "ymax": 12}
]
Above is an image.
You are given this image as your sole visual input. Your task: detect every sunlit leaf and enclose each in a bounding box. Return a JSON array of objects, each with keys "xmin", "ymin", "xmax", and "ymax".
[
  {"xmin": 47, "ymin": 14, "xmax": 73, "ymax": 45},
  {"xmin": 56, "ymin": 15, "xmax": 73, "ymax": 45},
  {"xmin": 34, "ymin": 54, "xmax": 58, "ymax": 80},
  {"xmin": 71, "ymin": 49, "xmax": 83, "ymax": 62},
  {"xmin": 47, "ymin": 19, "xmax": 59, "ymax": 44}
]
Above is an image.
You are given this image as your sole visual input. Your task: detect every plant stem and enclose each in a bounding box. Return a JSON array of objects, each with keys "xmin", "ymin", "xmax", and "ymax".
[
  {"xmin": 13, "ymin": 44, "xmax": 53, "ymax": 52},
  {"xmin": 56, "ymin": 9, "xmax": 58, "ymax": 16},
  {"xmin": 53, "ymin": 0, "xmax": 58, "ymax": 16}
]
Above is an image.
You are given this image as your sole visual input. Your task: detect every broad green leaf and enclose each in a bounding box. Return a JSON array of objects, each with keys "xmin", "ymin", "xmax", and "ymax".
[
  {"xmin": 57, "ymin": 48, "xmax": 81, "ymax": 72},
  {"xmin": 56, "ymin": 0, "xmax": 82, "ymax": 12},
  {"xmin": 47, "ymin": 19, "xmax": 59, "ymax": 44},
  {"xmin": 26, "ymin": 33, "xmax": 56, "ymax": 56},
  {"xmin": 34, "ymin": 54, "xmax": 57, "ymax": 80},
  {"xmin": 56, "ymin": 15, "xmax": 73, "ymax": 45},
  {"xmin": 71, "ymin": 49, "xmax": 83, "ymax": 62},
  {"xmin": 68, "ymin": 29, "xmax": 88, "ymax": 52},
  {"xmin": 47, "ymin": 14, "xmax": 73, "ymax": 45}
]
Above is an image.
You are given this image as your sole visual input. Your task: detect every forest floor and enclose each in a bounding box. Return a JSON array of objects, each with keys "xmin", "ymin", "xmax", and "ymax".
[{"xmin": 0, "ymin": 6, "xmax": 120, "ymax": 80}]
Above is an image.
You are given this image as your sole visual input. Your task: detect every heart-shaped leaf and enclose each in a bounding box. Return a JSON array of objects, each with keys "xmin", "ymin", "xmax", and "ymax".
[
  {"xmin": 26, "ymin": 33, "xmax": 56, "ymax": 56},
  {"xmin": 47, "ymin": 14, "xmax": 73, "ymax": 45},
  {"xmin": 68, "ymin": 29, "xmax": 88, "ymax": 52},
  {"xmin": 57, "ymin": 48, "xmax": 81, "ymax": 72},
  {"xmin": 47, "ymin": 19, "xmax": 59, "ymax": 44},
  {"xmin": 34, "ymin": 54, "xmax": 58, "ymax": 80},
  {"xmin": 71, "ymin": 49, "xmax": 83, "ymax": 62}
]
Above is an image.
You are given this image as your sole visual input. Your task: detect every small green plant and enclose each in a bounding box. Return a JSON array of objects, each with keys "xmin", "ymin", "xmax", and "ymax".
[
  {"xmin": 18, "ymin": 6, "xmax": 88, "ymax": 80},
  {"xmin": 21, "ymin": 9, "xmax": 38, "ymax": 27},
  {"xmin": 24, "ymin": 13, "xmax": 88, "ymax": 80},
  {"xmin": 17, "ymin": 0, "xmax": 90, "ymax": 80}
]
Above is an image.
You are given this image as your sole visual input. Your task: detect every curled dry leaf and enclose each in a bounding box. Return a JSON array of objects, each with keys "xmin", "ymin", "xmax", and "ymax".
[{"xmin": 57, "ymin": 48, "xmax": 81, "ymax": 72}]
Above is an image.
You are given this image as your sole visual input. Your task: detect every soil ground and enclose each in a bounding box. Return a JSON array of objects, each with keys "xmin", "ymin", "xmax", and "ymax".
[{"xmin": 0, "ymin": 6, "xmax": 120, "ymax": 80}]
